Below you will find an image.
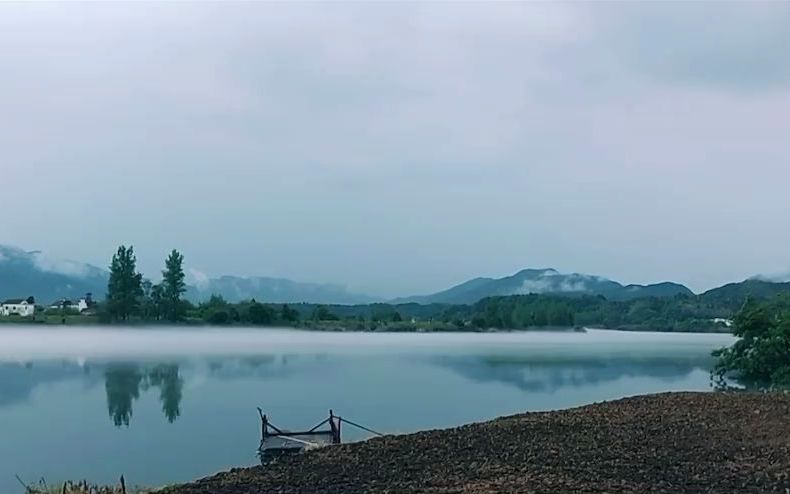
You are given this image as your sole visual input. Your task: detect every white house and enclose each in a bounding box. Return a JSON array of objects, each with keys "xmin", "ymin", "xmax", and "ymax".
[
  {"xmin": 712, "ymin": 318, "xmax": 734, "ymax": 328},
  {"xmin": 49, "ymin": 297, "xmax": 91, "ymax": 313},
  {"xmin": 1, "ymin": 297, "xmax": 36, "ymax": 317}
]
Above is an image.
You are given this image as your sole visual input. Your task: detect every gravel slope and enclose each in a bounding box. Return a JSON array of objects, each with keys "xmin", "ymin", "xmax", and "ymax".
[{"xmin": 160, "ymin": 392, "xmax": 790, "ymax": 494}]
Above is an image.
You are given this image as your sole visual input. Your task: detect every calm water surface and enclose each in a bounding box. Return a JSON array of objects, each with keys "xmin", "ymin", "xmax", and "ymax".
[{"xmin": 0, "ymin": 326, "xmax": 734, "ymax": 491}]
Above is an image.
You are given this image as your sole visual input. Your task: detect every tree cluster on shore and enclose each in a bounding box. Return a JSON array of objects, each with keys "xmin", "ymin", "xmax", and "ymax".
[
  {"xmin": 105, "ymin": 246, "xmax": 187, "ymax": 323},
  {"xmin": 712, "ymin": 295, "xmax": 790, "ymax": 389},
  {"xmin": 99, "ymin": 245, "xmax": 323, "ymax": 327},
  {"xmin": 438, "ymin": 293, "xmax": 735, "ymax": 332}
]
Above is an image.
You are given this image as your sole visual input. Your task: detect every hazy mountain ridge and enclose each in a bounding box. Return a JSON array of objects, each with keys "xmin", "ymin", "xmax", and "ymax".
[
  {"xmin": 393, "ymin": 268, "xmax": 694, "ymax": 305},
  {"xmin": 186, "ymin": 275, "xmax": 379, "ymax": 305},
  {"xmin": 0, "ymin": 245, "xmax": 376, "ymax": 305},
  {"xmin": 0, "ymin": 245, "xmax": 108, "ymax": 304},
  {"xmin": 3, "ymin": 244, "xmax": 789, "ymax": 307},
  {"xmin": 699, "ymin": 279, "xmax": 790, "ymax": 311}
]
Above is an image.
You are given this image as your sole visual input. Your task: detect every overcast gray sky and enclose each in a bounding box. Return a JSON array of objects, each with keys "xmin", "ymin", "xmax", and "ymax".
[{"xmin": 1, "ymin": 2, "xmax": 789, "ymax": 297}]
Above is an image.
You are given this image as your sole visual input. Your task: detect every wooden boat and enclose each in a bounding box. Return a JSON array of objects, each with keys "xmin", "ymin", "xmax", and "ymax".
[{"xmin": 256, "ymin": 408, "xmax": 380, "ymax": 464}]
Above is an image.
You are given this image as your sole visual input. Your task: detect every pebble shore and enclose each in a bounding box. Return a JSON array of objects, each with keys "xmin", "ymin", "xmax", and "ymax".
[{"xmin": 159, "ymin": 392, "xmax": 790, "ymax": 494}]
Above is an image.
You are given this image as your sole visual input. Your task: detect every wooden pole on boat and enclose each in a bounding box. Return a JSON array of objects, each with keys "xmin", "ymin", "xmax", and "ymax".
[
  {"xmin": 257, "ymin": 407, "xmax": 267, "ymax": 443},
  {"xmin": 329, "ymin": 409, "xmax": 340, "ymax": 444},
  {"xmin": 120, "ymin": 475, "xmax": 127, "ymax": 494}
]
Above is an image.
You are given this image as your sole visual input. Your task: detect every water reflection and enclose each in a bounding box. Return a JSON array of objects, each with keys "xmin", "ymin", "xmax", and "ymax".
[
  {"xmin": 0, "ymin": 351, "xmax": 720, "ymax": 428},
  {"xmin": 104, "ymin": 364, "xmax": 183, "ymax": 426},
  {"xmin": 148, "ymin": 365, "xmax": 183, "ymax": 423},
  {"xmin": 104, "ymin": 366, "xmax": 144, "ymax": 426},
  {"xmin": 0, "ymin": 362, "xmax": 98, "ymax": 407},
  {"xmin": 0, "ymin": 330, "xmax": 738, "ymax": 494},
  {"xmin": 433, "ymin": 355, "xmax": 715, "ymax": 392}
]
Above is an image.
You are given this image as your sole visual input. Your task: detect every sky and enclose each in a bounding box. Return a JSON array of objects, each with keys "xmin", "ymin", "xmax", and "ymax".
[{"xmin": 1, "ymin": 2, "xmax": 789, "ymax": 298}]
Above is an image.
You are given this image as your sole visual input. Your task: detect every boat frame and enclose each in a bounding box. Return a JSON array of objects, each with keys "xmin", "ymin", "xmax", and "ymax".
[{"xmin": 257, "ymin": 409, "xmax": 341, "ymax": 464}]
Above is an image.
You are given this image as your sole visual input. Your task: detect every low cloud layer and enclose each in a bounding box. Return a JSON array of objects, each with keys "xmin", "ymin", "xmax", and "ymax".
[{"xmin": 1, "ymin": 3, "xmax": 789, "ymax": 296}]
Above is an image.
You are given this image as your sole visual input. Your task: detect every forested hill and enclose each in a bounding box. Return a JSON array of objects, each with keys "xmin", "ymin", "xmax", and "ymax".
[
  {"xmin": 699, "ymin": 279, "xmax": 790, "ymax": 311},
  {"xmin": 0, "ymin": 245, "xmax": 107, "ymax": 303},
  {"xmin": 0, "ymin": 245, "xmax": 375, "ymax": 305},
  {"xmin": 393, "ymin": 268, "xmax": 693, "ymax": 305},
  {"xmin": 265, "ymin": 278, "xmax": 790, "ymax": 333}
]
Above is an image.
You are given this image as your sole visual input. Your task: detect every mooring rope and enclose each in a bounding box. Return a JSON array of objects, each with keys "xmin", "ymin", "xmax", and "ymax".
[{"xmin": 340, "ymin": 417, "xmax": 384, "ymax": 437}]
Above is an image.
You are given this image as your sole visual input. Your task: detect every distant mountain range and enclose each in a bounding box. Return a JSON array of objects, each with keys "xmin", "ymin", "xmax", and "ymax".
[
  {"xmin": 1, "ymin": 244, "xmax": 788, "ymax": 307},
  {"xmin": 0, "ymin": 245, "xmax": 375, "ymax": 305},
  {"xmin": 392, "ymin": 268, "xmax": 693, "ymax": 304},
  {"xmin": 698, "ymin": 278, "xmax": 790, "ymax": 311},
  {"xmin": 0, "ymin": 245, "xmax": 108, "ymax": 304},
  {"xmin": 185, "ymin": 276, "xmax": 377, "ymax": 305}
]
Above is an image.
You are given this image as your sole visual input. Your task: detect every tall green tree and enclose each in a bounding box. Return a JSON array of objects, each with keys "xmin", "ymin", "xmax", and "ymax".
[
  {"xmin": 712, "ymin": 296, "xmax": 790, "ymax": 389},
  {"xmin": 106, "ymin": 245, "xmax": 143, "ymax": 321},
  {"xmin": 151, "ymin": 283, "xmax": 165, "ymax": 320},
  {"xmin": 248, "ymin": 301, "xmax": 275, "ymax": 325},
  {"xmin": 281, "ymin": 304, "xmax": 300, "ymax": 323},
  {"xmin": 161, "ymin": 249, "xmax": 186, "ymax": 322}
]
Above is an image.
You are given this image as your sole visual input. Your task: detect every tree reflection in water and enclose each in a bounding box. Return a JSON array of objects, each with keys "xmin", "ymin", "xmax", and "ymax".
[
  {"xmin": 147, "ymin": 364, "xmax": 183, "ymax": 423},
  {"xmin": 104, "ymin": 364, "xmax": 183, "ymax": 427}
]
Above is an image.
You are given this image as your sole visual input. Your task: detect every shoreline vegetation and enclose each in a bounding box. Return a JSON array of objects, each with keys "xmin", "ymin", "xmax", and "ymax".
[
  {"xmin": 140, "ymin": 392, "xmax": 787, "ymax": 494},
  {"xmin": 5, "ymin": 244, "xmax": 790, "ymax": 333},
  {"xmin": 0, "ymin": 313, "xmax": 589, "ymax": 333}
]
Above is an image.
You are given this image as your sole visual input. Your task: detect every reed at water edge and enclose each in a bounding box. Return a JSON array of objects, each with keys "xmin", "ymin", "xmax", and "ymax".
[{"xmin": 17, "ymin": 476, "xmax": 153, "ymax": 494}]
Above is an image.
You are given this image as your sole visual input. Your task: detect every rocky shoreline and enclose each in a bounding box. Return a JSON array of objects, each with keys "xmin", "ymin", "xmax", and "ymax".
[{"xmin": 159, "ymin": 392, "xmax": 790, "ymax": 494}]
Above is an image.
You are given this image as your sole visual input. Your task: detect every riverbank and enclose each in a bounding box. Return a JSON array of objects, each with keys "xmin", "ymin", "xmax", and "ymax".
[
  {"xmin": 3, "ymin": 316, "xmax": 727, "ymax": 334},
  {"xmin": 158, "ymin": 392, "xmax": 789, "ymax": 494}
]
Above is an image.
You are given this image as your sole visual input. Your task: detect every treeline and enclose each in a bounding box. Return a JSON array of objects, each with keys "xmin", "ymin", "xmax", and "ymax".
[
  {"xmin": 440, "ymin": 293, "xmax": 734, "ymax": 332},
  {"xmin": 103, "ymin": 246, "xmax": 188, "ymax": 323},
  {"xmin": 91, "ymin": 244, "xmax": 777, "ymax": 332},
  {"xmin": 712, "ymin": 294, "xmax": 790, "ymax": 389},
  {"xmin": 281, "ymin": 293, "xmax": 740, "ymax": 332},
  {"xmin": 188, "ymin": 295, "xmax": 301, "ymax": 326},
  {"xmin": 185, "ymin": 297, "xmax": 429, "ymax": 330},
  {"xmin": 99, "ymin": 245, "xmax": 310, "ymax": 327},
  {"xmin": 95, "ymin": 246, "xmax": 419, "ymax": 328}
]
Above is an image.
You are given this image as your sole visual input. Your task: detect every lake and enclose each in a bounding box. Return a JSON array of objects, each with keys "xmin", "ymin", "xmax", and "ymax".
[{"xmin": 0, "ymin": 326, "xmax": 734, "ymax": 492}]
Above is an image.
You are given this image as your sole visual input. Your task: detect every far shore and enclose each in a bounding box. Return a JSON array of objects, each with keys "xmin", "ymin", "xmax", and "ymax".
[{"xmin": 0, "ymin": 316, "xmax": 733, "ymax": 334}]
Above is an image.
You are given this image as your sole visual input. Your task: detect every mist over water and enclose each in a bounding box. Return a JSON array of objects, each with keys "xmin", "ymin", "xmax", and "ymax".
[
  {"xmin": 0, "ymin": 327, "xmax": 734, "ymax": 491},
  {"xmin": 0, "ymin": 326, "xmax": 735, "ymax": 361}
]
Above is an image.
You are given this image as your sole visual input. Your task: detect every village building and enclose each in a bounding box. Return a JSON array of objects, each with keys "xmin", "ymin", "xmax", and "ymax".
[
  {"xmin": 48, "ymin": 293, "xmax": 96, "ymax": 313},
  {"xmin": 1, "ymin": 296, "xmax": 36, "ymax": 317}
]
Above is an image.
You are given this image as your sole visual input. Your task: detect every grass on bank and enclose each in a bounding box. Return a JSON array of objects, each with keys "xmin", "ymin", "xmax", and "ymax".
[
  {"xmin": 0, "ymin": 314, "xmax": 101, "ymax": 325},
  {"xmin": 18, "ymin": 477, "xmax": 153, "ymax": 494}
]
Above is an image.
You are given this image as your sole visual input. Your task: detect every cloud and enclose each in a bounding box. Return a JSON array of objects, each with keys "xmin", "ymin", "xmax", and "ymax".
[
  {"xmin": 0, "ymin": 244, "xmax": 102, "ymax": 278},
  {"xmin": 751, "ymin": 272, "xmax": 790, "ymax": 283},
  {"xmin": 0, "ymin": 3, "xmax": 789, "ymax": 296},
  {"xmin": 587, "ymin": 3, "xmax": 790, "ymax": 91},
  {"xmin": 517, "ymin": 272, "xmax": 592, "ymax": 294},
  {"xmin": 188, "ymin": 268, "xmax": 210, "ymax": 291},
  {"xmin": 31, "ymin": 252, "xmax": 95, "ymax": 278}
]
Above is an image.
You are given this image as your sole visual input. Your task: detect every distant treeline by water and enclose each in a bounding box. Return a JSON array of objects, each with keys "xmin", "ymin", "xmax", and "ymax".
[
  {"xmin": 10, "ymin": 286, "xmax": 776, "ymax": 333},
  {"xmin": 6, "ymin": 280, "xmax": 789, "ymax": 332},
  {"xmin": 129, "ymin": 276, "xmax": 790, "ymax": 332},
  {"xmin": 5, "ymin": 243, "xmax": 789, "ymax": 332}
]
